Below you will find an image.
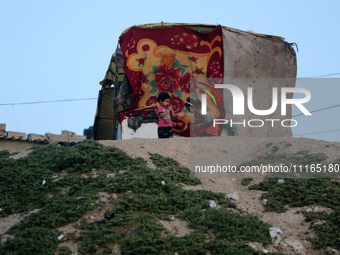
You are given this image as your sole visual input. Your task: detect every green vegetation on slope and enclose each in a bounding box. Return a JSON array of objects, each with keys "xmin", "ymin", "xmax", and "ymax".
[
  {"xmin": 244, "ymin": 148, "xmax": 340, "ymax": 250},
  {"xmin": 0, "ymin": 142, "xmax": 279, "ymax": 254}
]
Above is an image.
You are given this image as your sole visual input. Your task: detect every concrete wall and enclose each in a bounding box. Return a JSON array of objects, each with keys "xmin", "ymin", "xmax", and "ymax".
[
  {"xmin": 0, "ymin": 124, "xmax": 87, "ymax": 153},
  {"xmin": 119, "ymin": 119, "xmax": 180, "ymax": 140},
  {"xmin": 0, "ymin": 140, "xmax": 45, "ymax": 153},
  {"xmin": 121, "ymin": 119, "xmax": 158, "ymax": 139}
]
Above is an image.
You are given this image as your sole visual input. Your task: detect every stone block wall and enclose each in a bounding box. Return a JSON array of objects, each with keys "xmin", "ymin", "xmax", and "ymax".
[
  {"xmin": 0, "ymin": 124, "xmax": 6, "ymax": 136},
  {"xmin": 0, "ymin": 124, "xmax": 86, "ymax": 144}
]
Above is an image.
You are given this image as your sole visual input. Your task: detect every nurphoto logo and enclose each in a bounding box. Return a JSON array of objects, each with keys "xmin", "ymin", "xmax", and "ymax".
[{"xmin": 199, "ymin": 83, "xmax": 312, "ymax": 128}]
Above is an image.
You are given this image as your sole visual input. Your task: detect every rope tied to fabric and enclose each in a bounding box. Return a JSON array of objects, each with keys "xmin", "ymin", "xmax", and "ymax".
[{"xmin": 289, "ymin": 42, "xmax": 299, "ymax": 52}]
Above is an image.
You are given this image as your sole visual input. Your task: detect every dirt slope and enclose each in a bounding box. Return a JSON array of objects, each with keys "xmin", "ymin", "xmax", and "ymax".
[{"xmin": 100, "ymin": 136, "xmax": 340, "ymax": 255}]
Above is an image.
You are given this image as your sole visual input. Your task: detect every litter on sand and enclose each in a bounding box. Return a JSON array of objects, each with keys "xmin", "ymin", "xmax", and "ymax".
[{"xmin": 209, "ymin": 200, "xmax": 217, "ymax": 208}]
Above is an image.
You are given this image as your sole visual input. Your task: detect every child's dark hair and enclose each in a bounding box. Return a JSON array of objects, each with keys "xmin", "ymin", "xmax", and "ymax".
[
  {"xmin": 157, "ymin": 92, "xmax": 170, "ymax": 102},
  {"xmin": 185, "ymin": 97, "xmax": 200, "ymax": 108}
]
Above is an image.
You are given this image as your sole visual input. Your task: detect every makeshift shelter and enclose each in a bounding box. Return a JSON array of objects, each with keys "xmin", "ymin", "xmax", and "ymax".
[{"xmin": 93, "ymin": 22, "xmax": 297, "ymax": 140}]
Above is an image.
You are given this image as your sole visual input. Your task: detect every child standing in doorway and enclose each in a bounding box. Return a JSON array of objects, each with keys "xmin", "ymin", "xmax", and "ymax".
[{"xmin": 157, "ymin": 92, "xmax": 175, "ymax": 139}]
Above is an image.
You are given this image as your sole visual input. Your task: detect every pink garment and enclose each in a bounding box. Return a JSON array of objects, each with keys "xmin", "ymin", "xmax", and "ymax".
[{"xmin": 157, "ymin": 106, "xmax": 173, "ymax": 127}]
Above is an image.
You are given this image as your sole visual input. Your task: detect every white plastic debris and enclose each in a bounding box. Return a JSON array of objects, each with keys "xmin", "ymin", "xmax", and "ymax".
[
  {"xmin": 284, "ymin": 239, "xmax": 305, "ymax": 254},
  {"xmin": 161, "ymin": 181, "xmax": 165, "ymax": 185},
  {"xmin": 277, "ymin": 179, "xmax": 284, "ymax": 184},
  {"xmin": 306, "ymin": 208, "xmax": 312, "ymax": 213},
  {"xmin": 261, "ymin": 249, "xmax": 268, "ymax": 253},
  {"xmin": 247, "ymin": 242, "xmax": 256, "ymax": 249},
  {"xmin": 226, "ymin": 192, "xmax": 239, "ymax": 201},
  {"xmin": 269, "ymin": 227, "xmax": 283, "ymax": 238},
  {"xmin": 170, "ymin": 216, "xmax": 175, "ymax": 220},
  {"xmin": 0, "ymin": 208, "xmax": 2, "ymax": 212},
  {"xmin": 57, "ymin": 234, "xmax": 64, "ymax": 240},
  {"xmin": 42, "ymin": 180, "xmax": 46, "ymax": 185},
  {"xmin": 209, "ymin": 200, "xmax": 217, "ymax": 208},
  {"xmin": 269, "ymin": 227, "xmax": 283, "ymax": 246}
]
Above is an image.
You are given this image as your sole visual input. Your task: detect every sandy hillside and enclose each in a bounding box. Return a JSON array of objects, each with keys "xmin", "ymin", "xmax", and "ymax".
[
  {"xmin": 1, "ymin": 136, "xmax": 339, "ymax": 255},
  {"xmin": 99, "ymin": 136, "xmax": 340, "ymax": 169},
  {"xmin": 100, "ymin": 136, "xmax": 340, "ymax": 255}
]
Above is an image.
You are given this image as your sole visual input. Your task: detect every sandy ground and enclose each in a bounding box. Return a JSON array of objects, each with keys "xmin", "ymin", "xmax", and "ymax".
[
  {"xmin": 1, "ymin": 137, "xmax": 339, "ymax": 255},
  {"xmin": 99, "ymin": 136, "xmax": 340, "ymax": 255},
  {"xmin": 99, "ymin": 136, "xmax": 340, "ymax": 169}
]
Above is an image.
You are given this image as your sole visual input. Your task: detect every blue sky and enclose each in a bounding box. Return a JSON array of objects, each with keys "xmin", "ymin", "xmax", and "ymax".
[{"xmin": 0, "ymin": 0, "xmax": 339, "ymax": 141}]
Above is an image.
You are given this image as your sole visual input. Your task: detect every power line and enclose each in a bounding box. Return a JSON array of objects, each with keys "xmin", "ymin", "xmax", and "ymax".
[
  {"xmin": 0, "ymin": 71, "xmax": 339, "ymax": 107},
  {"xmin": 0, "ymin": 98, "xmax": 97, "ymax": 106},
  {"xmin": 293, "ymin": 103, "xmax": 340, "ymax": 118},
  {"xmin": 298, "ymin": 72, "xmax": 340, "ymax": 78},
  {"xmin": 294, "ymin": 128, "xmax": 340, "ymax": 137}
]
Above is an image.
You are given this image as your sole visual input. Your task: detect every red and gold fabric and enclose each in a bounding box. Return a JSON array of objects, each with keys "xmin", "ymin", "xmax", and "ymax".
[{"xmin": 116, "ymin": 25, "xmax": 225, "ymax": 137}]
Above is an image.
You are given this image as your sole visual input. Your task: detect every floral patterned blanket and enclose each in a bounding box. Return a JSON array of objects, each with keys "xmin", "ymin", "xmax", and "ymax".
[{"xmin": 116, "ymin": 25, "xmax": 225, "ymax": 137}]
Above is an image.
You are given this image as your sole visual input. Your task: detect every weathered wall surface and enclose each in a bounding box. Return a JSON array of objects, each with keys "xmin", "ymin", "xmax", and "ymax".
[
  {"xmin": 0, "ymin": 124, "xmax": 87, "ymax": 153},
  {"xmin": 222, "ymin": 27, "xmax": 297, "ymax": 137}
]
